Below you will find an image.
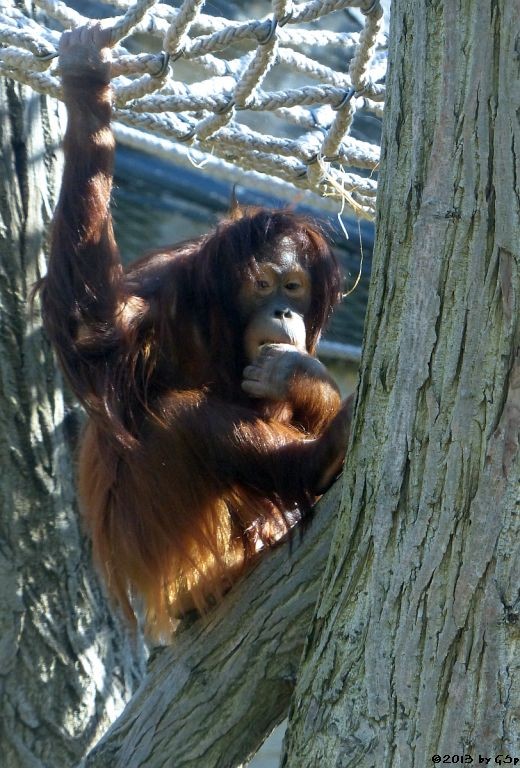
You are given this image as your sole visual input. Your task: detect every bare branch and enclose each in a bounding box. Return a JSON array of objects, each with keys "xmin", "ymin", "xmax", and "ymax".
[{"xmin": 82, "ymin": 483, "xmax": 342, "ymax": 768}]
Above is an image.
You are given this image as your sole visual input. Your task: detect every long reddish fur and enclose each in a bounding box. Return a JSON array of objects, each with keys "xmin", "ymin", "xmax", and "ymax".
[{"xmin": 39, "ymin": 72, "xmax": 345, "ymax": 637}]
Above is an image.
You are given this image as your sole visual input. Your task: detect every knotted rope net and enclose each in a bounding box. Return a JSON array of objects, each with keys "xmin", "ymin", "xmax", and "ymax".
[{"xmin": 0, "ymin": 0, "xmax": 386, "ymax": 218}]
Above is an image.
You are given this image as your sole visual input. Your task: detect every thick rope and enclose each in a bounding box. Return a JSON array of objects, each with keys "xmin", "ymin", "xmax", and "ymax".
[{"xmin": 0, "ymin": 0, "xmax": 386, "ymax": 218}]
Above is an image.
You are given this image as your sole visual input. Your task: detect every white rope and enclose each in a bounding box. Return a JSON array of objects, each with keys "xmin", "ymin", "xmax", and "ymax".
[
  {"xmin": 109, "ymin": 0, "xmax": 159, "ymax": 45},
  {"xmin": 0, "ymin": 0, "xmax": 386, "ymax": 218}
]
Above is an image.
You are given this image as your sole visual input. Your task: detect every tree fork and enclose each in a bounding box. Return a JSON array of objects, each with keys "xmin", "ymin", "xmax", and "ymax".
[{"xmin": 82, "ymin": 485, "xmax": 343, "ymax": 768}]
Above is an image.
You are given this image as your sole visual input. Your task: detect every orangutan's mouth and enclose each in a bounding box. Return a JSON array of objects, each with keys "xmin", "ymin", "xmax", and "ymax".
[{"xmin": 258, "ymin": 332, "xmax": 296, "ymax": 349}]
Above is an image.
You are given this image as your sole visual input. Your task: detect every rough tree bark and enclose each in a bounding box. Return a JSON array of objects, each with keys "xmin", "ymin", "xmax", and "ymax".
[
  {"xmin": 0, "ymin": 74, "xmax": 143, "ymax": 767},
  {"xmin": 282, "ymin": 0, "xmax": 520, "ymax": 765}
]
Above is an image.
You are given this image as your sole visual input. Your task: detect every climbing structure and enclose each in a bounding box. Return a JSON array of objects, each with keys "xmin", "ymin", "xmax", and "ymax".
[{"xmin": 0, "ymin": 0, "xmax": 386, "ymax": 217}]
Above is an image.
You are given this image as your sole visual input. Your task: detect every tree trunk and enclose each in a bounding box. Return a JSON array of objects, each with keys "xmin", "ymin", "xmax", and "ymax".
[
  {"xmin": 282, "ymin": 1, "xmax": 520, "ymax": 765},
  {"xmin": 0, "ymin": 74, "xmax": 144, "ymax": 767}
]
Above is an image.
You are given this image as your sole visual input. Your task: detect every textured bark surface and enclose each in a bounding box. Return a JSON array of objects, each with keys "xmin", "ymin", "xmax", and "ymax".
[
  {"xmin": 0, "ymin": 74, "xmax": 144, "ymax": 767},
  {"xmin": 82, "ymin": 484, "xmax": 343, "ymax": 768},
  {"xmin": 282, "ymin": 1, "xmax": 520, "ymax": 765}
]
